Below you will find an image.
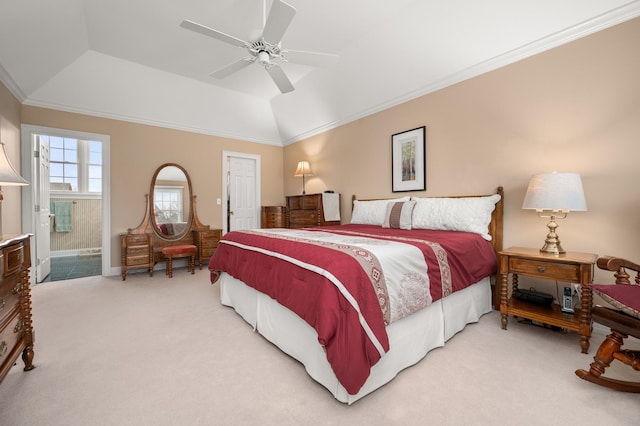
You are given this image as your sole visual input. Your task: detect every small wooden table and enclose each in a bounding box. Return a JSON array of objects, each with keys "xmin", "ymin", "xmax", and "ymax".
[{"xmin": 499, "ymin": 247, "xmax": 597, "ymax": 353}]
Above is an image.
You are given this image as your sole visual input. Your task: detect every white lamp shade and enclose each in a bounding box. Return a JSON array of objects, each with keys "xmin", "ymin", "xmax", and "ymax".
[
  {"xmin": 294, "ymin": 161, "xmax": 313, "ymax": 177},
  {"xmin": 0, "ymin": 142, "xmax": 28, "ymax": 186},
  {"xmin": 522, "ymin": 172, "xmax": 586, "ymax": 211}
]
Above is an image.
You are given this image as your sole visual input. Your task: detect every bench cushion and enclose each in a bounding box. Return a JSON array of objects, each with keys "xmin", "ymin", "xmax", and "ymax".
[{"xmin": 162, "ymin": 244, "xmax": 197, "ymax": 256}]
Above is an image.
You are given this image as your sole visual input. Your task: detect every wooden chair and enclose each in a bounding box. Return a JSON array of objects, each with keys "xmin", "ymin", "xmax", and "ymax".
[{"xmin": 575, "ymin": 256, "xmax": 640, "ymax": 392}]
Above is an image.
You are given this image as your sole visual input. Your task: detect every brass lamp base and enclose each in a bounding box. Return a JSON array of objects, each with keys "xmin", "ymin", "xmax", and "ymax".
[
  {"xmin": 539, "ymin": 213, "xmax": 566, "ymax": 255},
  {"xmin": 540, "ymin": 240, "xmax": 565, "ymax": 255}
]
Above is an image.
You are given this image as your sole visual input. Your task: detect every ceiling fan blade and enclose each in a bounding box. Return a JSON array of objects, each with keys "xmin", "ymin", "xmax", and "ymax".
[
  {"xmin": 266, "ymin": 65, "xmax": 295, "ymax": 94},
  {"xmin": 261, "ymin": 0, "xmax": 296, "ymax": 45},
  {"xmin": 180, "ymin": 20, "xmax": 247, "ymax": 48},
  {"xmin": 284, "ymin": 50, "xmax": 339, "ymax": 67},
  {"xmin": 210, "ymin": 58, "xmax": 255, "ymax": 79}
]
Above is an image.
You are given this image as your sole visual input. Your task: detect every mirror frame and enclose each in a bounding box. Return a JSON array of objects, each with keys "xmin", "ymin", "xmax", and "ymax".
[{"xmin": 150, "ymin": 163, "xmax": 193, "ymax": 241}]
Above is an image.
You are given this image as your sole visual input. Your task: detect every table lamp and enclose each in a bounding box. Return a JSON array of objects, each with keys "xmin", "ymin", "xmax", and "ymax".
[
  {"xmin": 0, "ymin": 142, "xmax": 29, "ymax": 239},
  {"xmin": 522, "ymin": 172, "xmax": 587, "ymax": 255},
  {"xmin": 294, "ymin": 161, "xmax": 313, "ymax": 195}
]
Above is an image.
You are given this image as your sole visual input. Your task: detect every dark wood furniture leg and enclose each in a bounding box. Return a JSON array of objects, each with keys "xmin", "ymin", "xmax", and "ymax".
[{"xmin": 576, "ymin": 306, "xmax": 640, "ymax": 392}]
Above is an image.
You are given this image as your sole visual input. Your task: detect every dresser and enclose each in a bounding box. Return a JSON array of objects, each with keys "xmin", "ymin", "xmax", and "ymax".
[
  {"xmin": 286, "ymin": 193, "xmax": 341, "ymax": 228},
  {"xmin": 261, "ymin": 206, "xmax": 287, "ymax": 228},
  {"xmin": 0, "ymin": 234, "xmax": 35, "ymax": 384},
  {"xmin": 193, "ymin": 229, "xmax": 222, "ymax": 269}
]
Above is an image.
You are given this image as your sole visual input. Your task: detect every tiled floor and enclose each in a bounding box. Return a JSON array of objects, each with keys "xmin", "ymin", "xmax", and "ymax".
[{"xmin": 44, "ymin": 255, "xmax": 102, "ymax": 282}]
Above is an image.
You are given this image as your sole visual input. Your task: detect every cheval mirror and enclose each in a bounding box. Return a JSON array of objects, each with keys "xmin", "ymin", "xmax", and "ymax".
[{"xmin": 151, "ymin": 164, "xmax": 193, "ymax": 240}]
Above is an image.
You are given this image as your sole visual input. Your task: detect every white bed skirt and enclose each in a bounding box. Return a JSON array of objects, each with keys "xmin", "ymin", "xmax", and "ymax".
[{"xmin": 219, "ymin": 272, "xmax": 492, "ymax": 404}]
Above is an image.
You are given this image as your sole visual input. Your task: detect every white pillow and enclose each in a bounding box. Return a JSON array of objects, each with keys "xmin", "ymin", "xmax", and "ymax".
[
  {"xmin": 351, "ymin": 196, "xmax": 410, "ymax": 225},
  {"xmin": 411, "ymin": 194, "xmax": 501, "ymax": 240},
  {"xmin": 382, "ymin": 200, "xmax": 416, "ymax": 230}
]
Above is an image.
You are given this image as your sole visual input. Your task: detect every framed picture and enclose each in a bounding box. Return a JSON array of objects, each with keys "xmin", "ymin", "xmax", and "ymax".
[{"xmin": 391, "ymin": 126, "xmax": 426, "ymax": 192}]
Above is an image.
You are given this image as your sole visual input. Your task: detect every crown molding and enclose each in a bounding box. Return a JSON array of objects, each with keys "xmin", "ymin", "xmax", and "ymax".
[
  {"xmin": 0, "ymin": 63, "xmax": 26, "ymax": 102},
  {"xmin": 21, "ymin": 98, "xmax": 284, "ymax": 147},
  {"xmin": 283, "ymin": 2, "xmax": 640, "ymax": 145}
]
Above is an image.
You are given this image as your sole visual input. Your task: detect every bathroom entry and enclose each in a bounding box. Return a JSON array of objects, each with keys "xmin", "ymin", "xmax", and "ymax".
[{"xmin": 22, "ymin": 126, "xmax": 109, "ymax": 283}]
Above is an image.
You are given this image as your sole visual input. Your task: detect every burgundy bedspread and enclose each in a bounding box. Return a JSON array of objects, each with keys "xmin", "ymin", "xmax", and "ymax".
[{"xmin": 208, "ymin": 224, "xmax": 496, "ymax": 394}]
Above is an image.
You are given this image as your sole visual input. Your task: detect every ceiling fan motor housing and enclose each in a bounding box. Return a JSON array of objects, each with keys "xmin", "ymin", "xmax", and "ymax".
[{"xmin": 257, "ymin": 50, "xmax": 271, "ymax": 66}]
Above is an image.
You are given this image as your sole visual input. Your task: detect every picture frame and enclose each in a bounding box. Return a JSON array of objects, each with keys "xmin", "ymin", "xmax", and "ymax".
[{"xmin": 391, "ymin": 126, "xmax": 426, "ymax": 192}]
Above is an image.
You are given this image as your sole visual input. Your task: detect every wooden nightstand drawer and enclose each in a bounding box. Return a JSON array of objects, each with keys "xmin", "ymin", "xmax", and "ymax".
[
  {"xmin": 289, "ymin": 210, "xmax": 318, "ymax": 225},
  {"xmin": 125, "ymin": 234, "xmax": 149, "ymax": 245},
  {"xmin": 509, "ymin": 258, "xmax": 580, "ymax": 282},
  {"xmin": 0, "ymin": 311, "xmax": 23, "ymax": 360},
  {"xmin": 288, "ymin": 196, "xmax": 318, "ymax": 210},
  {"xmin": 127, "ymin": 255, "xmax": 151, "ymax": 266},
  {"xmin": 0, "ymin": 276, "xmax": 21, "ymax": 326},
  {"xmin": 261, "ymin": 206, "xmax": 286, "ymax": 228},
  {"xmin": 201, "ymin": 239, "xmax": 219, "ymax": 249},
  {"xmin": 3, "ymin": 243, "xmax": 25, "ymax": 277},
  {"xmin": 200, "ymin": 247, "xmax": 216, "ymax": 257},
  {"xmin": 127, "ymin": 245, "xmax": 150, "ymax": 255}
]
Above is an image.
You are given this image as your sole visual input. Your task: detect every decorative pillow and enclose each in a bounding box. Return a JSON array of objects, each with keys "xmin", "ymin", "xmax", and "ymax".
[
  {"xmin": 382, "ymin": 200, "xmax": 416, "ymax": 230},
  {"xmin": 591, "ymin": 284, "xmax": 640, "ymax": 319},
  {"xmin": 410, "ymin": 194, "xmax": 501, "ymax": 240},
  {"xmin": 351, "ymin": 196, "xmax": 410, "ymax": 225}
]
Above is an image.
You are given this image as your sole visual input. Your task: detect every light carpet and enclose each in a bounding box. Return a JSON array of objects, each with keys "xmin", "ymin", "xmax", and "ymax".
[{"xmin": 0, "ymin": 268, "xmax": 638, "ymax": 425}]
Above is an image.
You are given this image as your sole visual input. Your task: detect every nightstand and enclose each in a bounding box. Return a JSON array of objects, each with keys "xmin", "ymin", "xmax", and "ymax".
[{"xmin": 498, "ymin": 247, "xmax": 597, "ymax": 353}]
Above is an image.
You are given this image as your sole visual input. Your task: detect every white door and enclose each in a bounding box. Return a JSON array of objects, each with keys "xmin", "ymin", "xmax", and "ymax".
[
  {"xmin": 35, "ymin": 136, "xmax": 51, "ymax": 283},
  {"xmin": 228, "ymin": 156, "xmax": 257, "ymax": 231}
]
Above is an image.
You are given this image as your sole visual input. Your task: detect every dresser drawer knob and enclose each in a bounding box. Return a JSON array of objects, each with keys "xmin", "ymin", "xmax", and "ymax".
[
  {"xmin": 537, "ymin": 266, "xmax": 546, "ymax": 273},
  {"xmin": 13, "ymin": 282, "xmax": 22, "ymax": 294},
  {"xmin": 0, "ymin": 297, "xmax": 5, "ymax": 310},
  {"xmin": 0, "ymin": 341, "xmax": 7, "ymax": 357}
]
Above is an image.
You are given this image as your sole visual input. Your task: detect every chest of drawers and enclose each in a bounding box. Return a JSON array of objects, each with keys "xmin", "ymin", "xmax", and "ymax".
[
  {"xmin": 0, "ymin": 234, "xmax": 35, "ymax": 385},
  {"xmin": 261, "ymin": 206, "xmax": 287, "ymax": 228},
  {"xmin": 286, "ymin": 194, "xmax": 340, "ymax": 228}
]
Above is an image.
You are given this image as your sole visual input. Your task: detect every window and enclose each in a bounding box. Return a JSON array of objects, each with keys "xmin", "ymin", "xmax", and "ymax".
[
  {"xmin": 47, "ymin": 136, "xmax": 102, "ymax": 195},
  {"xmin": 154, "ymin": 187, "xmax": 184, "ymax": 223}
]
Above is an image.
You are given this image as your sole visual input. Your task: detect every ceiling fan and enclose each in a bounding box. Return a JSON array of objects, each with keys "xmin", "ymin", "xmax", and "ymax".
[{"xmin": 180, "ymin": 0, "xmax": 339, "ymax": 94}]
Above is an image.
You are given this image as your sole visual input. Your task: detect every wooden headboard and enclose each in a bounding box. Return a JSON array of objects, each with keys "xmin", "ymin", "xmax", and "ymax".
[{"xmin": 351, "ymin": 186, "xmax": 504, "ymax": 255}]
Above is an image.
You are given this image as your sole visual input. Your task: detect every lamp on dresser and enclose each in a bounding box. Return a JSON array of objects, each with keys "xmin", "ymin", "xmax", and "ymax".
[
  {"xmin": 522, "ymin": 172, "xmax": 587, "ymax": 255},
  {"xmin": 294, "ymin": 161, "xmax": 313, "ymax": 195},
  {"xmin": 0, "ymin": 142, "xmax": 29, "ymax": 239}
]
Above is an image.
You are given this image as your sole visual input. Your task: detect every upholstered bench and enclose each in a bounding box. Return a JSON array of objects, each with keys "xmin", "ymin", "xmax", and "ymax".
[{"xmin": 161, "ymin": 244, "xmax": 197, "ymax": 278}]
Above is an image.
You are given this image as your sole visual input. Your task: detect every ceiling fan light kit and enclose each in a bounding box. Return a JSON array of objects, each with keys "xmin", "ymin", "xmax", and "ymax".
[{"xmin": 180, "ymin": 0, "xmax": 338, "ymax": 94}]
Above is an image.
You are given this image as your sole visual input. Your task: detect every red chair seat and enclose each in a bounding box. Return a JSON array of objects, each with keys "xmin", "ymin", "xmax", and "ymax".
[
  {"xmin": 162, "ymin": 245, "xmax": 197, "ymax": 278},
  {"xmin": 591, "ymin": 284, "xmax": 640, "ymax": 319},
  {"xmin": 162, "ymin": 245, "xmax": 197, "ymax": 256}
]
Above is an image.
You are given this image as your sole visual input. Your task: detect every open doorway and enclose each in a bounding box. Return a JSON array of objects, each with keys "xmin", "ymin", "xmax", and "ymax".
[{"xmin": 21, "ymin": 125, "xmax": 111, "ymax": 283}]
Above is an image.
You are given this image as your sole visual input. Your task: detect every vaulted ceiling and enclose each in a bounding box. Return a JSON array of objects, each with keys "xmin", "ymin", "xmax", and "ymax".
[{"xmin": 1, "ymin": 1, "xmax": 639, "ymax": 146}]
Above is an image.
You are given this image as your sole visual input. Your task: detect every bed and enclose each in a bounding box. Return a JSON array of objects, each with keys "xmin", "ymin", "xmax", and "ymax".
[{"xmin": 209, "ymin": 187, "xmax": 504, "ymax": 404}]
